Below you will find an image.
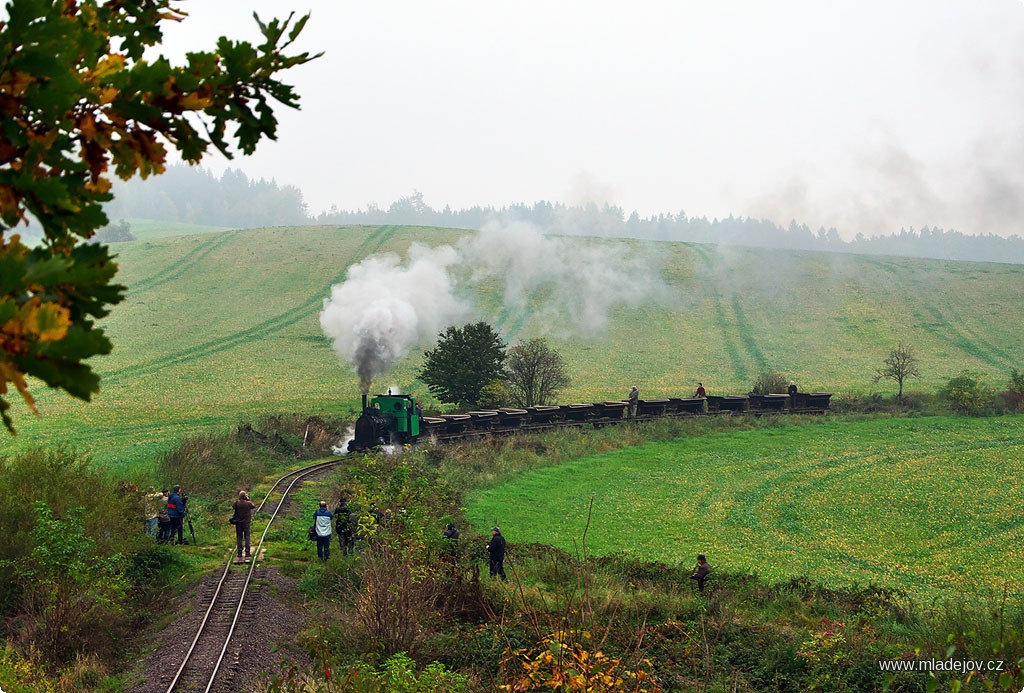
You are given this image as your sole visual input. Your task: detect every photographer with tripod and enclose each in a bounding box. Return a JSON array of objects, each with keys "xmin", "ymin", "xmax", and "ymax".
[{"xmin": 167, "ymin": 485, "xmax": 189, "ymax": 545}]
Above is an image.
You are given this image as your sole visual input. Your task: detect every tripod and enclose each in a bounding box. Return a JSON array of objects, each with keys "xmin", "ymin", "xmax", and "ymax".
[{"xmin": 184, "ymin": 505, "xmax": 197, "ymax": 546}]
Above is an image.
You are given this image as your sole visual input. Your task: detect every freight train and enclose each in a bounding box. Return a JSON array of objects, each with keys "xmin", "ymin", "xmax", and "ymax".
[{"xmin": 347, "ymin": 390, "xmax": 833, "ymax": 452}]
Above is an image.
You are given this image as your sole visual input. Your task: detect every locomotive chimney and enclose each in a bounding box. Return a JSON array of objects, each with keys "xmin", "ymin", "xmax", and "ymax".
[{"xmin": 362, "ymin": 393, "xmax": 367, "ymax": 411}]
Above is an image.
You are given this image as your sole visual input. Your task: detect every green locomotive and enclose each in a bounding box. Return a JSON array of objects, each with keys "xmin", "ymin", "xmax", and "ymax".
[{"xmin": 348, "ymin": 392, "xmax": 421, "ymax": 452}]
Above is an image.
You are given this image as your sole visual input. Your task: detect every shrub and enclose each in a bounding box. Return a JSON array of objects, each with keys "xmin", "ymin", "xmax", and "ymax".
[
  {"xmin": 0, "ymin": 448, "xmax": 141, "ymax": 616},
  {"xmin": 998, "ymin": 368, "xmax": 1024, "ymax": 412},
  {"xmin": 89, "ymin": 219, "xmax": 136, "ymax": 243},
  {"xmin": 0, "ymin": 640, "xmax": 56, "ymax": 693},
  {"xmin": 940, "ymin": 370, "xmax": 995, "ymax": 416},
  {"xmin": 156, "ymin": 431, "xmax": 275, "ymax": 498},
  {"xmin": 247, "ymin": 414, "xmax": 349, "ymax": 459},
  {"xmin": 501, "ymin": 630, "xmax": 660, "ymax": 692},
  {"xmin": 750, "ymin": 371, "xmax": 789, "ymax": 396},
  {"xmin": 8, "ymin": 502, "xmax": 129, "ymax": 667},
  {"xmin": 350, "ymin": 541, "xmax": 444, "ymax": 656},
  {"xmin": 262, "ymin": 650, "xmax": 470, "ymax": 692}
]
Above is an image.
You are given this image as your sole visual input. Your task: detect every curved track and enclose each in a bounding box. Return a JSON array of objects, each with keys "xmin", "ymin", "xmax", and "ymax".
[{"xmin": 164, "ymin": 460, "xmax": 341, "ymax": 693}]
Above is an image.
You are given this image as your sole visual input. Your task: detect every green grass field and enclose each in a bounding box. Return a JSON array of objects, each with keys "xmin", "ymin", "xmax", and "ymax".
[
  {"xmin": 465, "ymin": 415, "xmax": 1024, "ymax": 598},
  {"xmin": 2, "ymin": 224, "xmax": 1022, "ymax": 475}
]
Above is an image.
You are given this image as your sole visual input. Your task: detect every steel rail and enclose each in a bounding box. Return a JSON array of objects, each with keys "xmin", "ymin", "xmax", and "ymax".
[{"xmin": 164, "ymin": 458, "xmax": 343, "ymax": 693}]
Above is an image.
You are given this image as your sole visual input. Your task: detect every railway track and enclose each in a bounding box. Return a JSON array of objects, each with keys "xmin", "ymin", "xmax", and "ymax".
[{"xmin": 163, "ymin": 459, "xmax": 341, "ymax": 693}]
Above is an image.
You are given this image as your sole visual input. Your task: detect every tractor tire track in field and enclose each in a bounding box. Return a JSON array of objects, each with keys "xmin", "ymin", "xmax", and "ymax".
[
  {"xmin": 736, "ymin": 433, "xmax": 1024, "ymax": 592},
  {"xmin": 918, "ymin": 305, "xmax": 1016, "ymax": 370},
  {"xmin": 102, "ymin": 225, "xmax": 397, "ymax": 384},
  {"xmin": 690, "ymin": 244, "xmax": 750, "ymax": 384},
  {"xmin": 493, "ymin": 302, "xmax": 529, "ymax": 341},
  {"xmin": 128, "ymin": 230, "xmax": 242, "ymax": 295},
  {"xmin": 862, "ymin": 257, "xmax": 1016, "ymax": 369},
  {"xmin": 730, "ymin": 296, "xmax": 769, "ymax": 373},
  {"xmin": 727, "ymin": 451, "xmax": 953, "ymax": 593}
]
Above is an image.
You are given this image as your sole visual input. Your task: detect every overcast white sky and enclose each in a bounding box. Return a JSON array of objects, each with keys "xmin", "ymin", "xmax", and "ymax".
[{"xmin": 156, "ymin": 1, "xmax": 1024, "ymax": 238}]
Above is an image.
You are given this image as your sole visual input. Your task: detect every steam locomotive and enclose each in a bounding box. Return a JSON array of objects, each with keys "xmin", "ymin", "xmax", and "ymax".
[{"xmin": 347, "ymin": 390, "xmax": 832, "ymax": 452}]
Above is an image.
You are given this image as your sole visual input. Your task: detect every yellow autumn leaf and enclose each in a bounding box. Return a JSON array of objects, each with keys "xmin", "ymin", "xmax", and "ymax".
[
  {"xmin": 85, "ymin": 177, "xmax": 112, "ymax": 194},
  {"xmin": 98, "ymin": 87, "xmax": 118, "ymax": 105},
  {"xmin": 179, "ymin": 92, "xmax": 213, "ymax": 110},
  {"xmin": 0, "ymin": 358, "xmax": 37, "ymax": 414},
  {"xmin": 25, "ymin": 302, "xmax": 71, "ymax": 342},
  {"xmin": 94, "ymin": 54, "xmax": 127, "ymax": 79}
]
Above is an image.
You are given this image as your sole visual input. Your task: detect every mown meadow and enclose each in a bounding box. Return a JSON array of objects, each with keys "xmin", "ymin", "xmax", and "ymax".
[
  {"xmin": 3, "ymin": 223, "xmax": 1022, "ymax": 476},
  {"xmin": 466, "ymin": 415, "xmax": 1024, "ymax": 600}
]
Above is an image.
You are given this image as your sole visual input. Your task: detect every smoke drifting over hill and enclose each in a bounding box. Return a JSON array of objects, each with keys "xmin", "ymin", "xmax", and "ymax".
[
  {"xmin": 459, "ymin": 221, "xmax": 666, "ymax": 336},
  {"xmin": 320, "ymin": 224, "xmax": 667, "ymax": 390},
  {"xmin": 319, "ymin": 245, "xmax": 465, "ymax": 393}
]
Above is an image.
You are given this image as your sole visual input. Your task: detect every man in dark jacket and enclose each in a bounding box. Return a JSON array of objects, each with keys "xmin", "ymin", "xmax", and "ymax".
[
  {"xmin": 690, "ymin": 554, "xmax": 712, "ymax": 593},
  {"xmin": 442, "ymin": 522, "xmax": 460, "ymax": 561},
  {"xmin": 167, "ymin": 485, "xmax": 187, "ymax": 545},
  {"xmin": 233, "ymin": 490, "xmax": 256, "ymax": 561},
  {"xmin": 334, "ymin": 498, "xmax": 355, "ymax": 555},
  {"xmin": 487, "ymin": 527, "xmax": 507, "ymax": 581}
]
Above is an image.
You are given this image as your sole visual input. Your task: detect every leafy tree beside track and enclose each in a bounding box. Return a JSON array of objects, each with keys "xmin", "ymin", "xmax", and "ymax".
[
  {"xmin": 418, "ymin": 322, "xmax": 506, "ymax": 408},
  {"xmin": 504, "ymin": 337, "xmax": 571, "ymax": 407},
  {"xmin": 0, "ymin": 0, "xmax": 318, "ymax": 432}
]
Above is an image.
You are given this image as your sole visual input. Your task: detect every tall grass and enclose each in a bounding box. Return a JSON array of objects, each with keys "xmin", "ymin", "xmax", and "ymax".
[{"xmin": 156, "ymin": 414, "xmax": 347, "ymax": 499}]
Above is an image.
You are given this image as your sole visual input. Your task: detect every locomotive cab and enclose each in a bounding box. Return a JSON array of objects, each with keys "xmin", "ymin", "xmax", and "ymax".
[
  {"xmin": 348, "ymin": 393, "xmax": 421, "ymax": 452},
  {"xmin": 369, "ymin": 393, "xmax": 421, "ymax": 439}
]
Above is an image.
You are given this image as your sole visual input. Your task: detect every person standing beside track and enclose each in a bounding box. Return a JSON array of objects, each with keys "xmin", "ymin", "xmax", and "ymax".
[
  {"xmin": 334, "ymin": 496, "xmax": 355, "ymax": 556},
  {"xmin": 487, "ymin": 527, "xmax": 507, "ymax": 581},
  {"xmin": 314, "ymin": 500, "xmax": 333, "ymax": 562},
  {"xmin": 167, "ymin": 485, "xmax": 187, "ymax": 545},
  {"xmin": 233, "ymin": 490, "xmax": 256, "ymax": 561},
  {"xmin": 143, "ymin": 488, "xmax": 163, "ymax": 537},
  {"xmin": 442, "ymin": 521, "xmax": 460, "ymax": 561},
  {"xmin": 628, "ymin": 385, "xmax": 639, "ymax": 418},
  {"xmin": 156, "ymin": 489, "xmax": 171, "ymax": 543}
]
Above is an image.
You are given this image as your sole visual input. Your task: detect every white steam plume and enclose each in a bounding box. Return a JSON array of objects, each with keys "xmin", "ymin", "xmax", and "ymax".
[
  {"xmin": 459, "ymin": 221, "xmax": 667, "ymax": 337},
  {"xmin": 320, "ymin": 244, "xmax": 466, "ymax": 393},
  {"xmin": 320, "ymin": 223, "xmax": 668, "ymax": 390}
]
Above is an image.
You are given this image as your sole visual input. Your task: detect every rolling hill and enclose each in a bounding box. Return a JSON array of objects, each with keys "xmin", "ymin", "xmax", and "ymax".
[{"xmin": 3, "ymin": 223, "xmax": 1022, "ymax": 473}]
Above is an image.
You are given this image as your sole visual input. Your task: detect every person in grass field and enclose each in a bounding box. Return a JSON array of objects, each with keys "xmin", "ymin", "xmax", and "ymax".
[
  {"xmin": 487, "ymin": 527, "xmax": 507, "ymax": 581},
  {"xmin": 690, "ymin": 554, "xmax": 713, "ymax": 593},
  {"xmin": 694, "ymin": 382, "xmax": 706, "ymax": 398}
]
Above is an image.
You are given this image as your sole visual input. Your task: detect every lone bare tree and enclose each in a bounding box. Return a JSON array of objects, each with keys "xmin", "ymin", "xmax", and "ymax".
[
  {"xmin": 874, "ymin": 342, "xmax": 921, "ymax": 404},
  {"xmin": 505, "ymin": 338, "xmax": 572, "ymax": 407}
]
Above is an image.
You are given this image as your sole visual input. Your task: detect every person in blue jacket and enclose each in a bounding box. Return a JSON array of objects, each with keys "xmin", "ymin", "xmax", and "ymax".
[
  {"xmin": 313, "ymin": 500, "xmax": 333, "ymax": 561},
  {"xmin": 167, "ymin": 485, "xmax": 187, "ymax": 545}
]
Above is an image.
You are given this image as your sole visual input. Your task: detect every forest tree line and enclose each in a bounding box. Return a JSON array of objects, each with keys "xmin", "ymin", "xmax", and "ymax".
[{"xmin": 95, "ymin": 164, "xmax": 1024, "ymax": 264}]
